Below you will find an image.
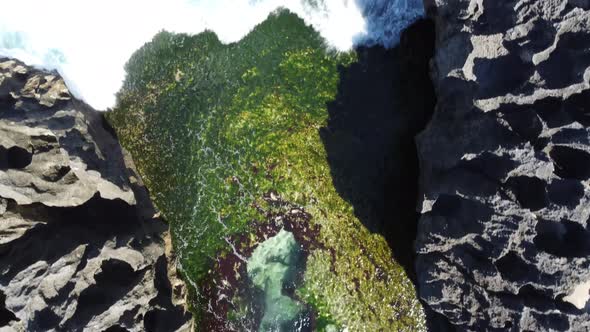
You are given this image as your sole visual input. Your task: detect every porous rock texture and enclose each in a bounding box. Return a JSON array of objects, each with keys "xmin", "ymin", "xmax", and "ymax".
[
  {"xmin": 417, "ymin": 0, "xmax": 590, "ymax": 330},
  {"xmin": 0, "ymin": 58, "xmax": 192, "ymax": 331}
]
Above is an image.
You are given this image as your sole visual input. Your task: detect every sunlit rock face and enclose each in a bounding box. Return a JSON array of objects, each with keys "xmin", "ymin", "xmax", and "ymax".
[
  {"xmin": 247, "ymin": 230, "xmax": 306, "ymax": 331},
  {"xmin": 416, "ymin": 0, "xmax": 590, "ymax": 330},
  {"xmin": 0, "ymin": 58, "xmax": 192, "ymax": 331}
]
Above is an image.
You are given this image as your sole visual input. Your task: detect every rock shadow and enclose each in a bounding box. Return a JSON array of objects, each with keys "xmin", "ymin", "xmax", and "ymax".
[{"xmin": 319, "ymin": 18, "xmax": 436, "ymax": 281}]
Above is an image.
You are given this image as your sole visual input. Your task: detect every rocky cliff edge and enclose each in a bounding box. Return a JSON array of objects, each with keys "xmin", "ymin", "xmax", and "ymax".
[
  {"xmin": 417, "ymin": 0, "xmax": 590, "ymax": 330},
  {"xmin": 0, "ymin": 58, "xmax": 193, "ymax": 332}
]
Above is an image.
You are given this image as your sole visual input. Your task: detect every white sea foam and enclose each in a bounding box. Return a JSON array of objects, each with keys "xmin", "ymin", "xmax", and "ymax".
[{"xmin": 0, "ymin": 0, "xmax": 423, "ymax": 110}]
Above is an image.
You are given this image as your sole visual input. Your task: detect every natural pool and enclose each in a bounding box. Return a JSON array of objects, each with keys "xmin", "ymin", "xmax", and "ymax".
[{"xmin": 107, "ymin": 10, "xmax": 426, "ymax": 331}]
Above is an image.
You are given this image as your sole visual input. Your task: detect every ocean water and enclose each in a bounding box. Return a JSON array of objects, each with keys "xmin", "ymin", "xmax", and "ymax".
[{"xmin": 0, "ymin": 0, "xmax": 422, "ymax": 110}]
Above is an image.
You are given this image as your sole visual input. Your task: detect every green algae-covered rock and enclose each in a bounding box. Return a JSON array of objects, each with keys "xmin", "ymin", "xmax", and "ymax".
[
  {"xmin": 107, "ymin": 9, "xmax": 425, "ymax": 331},
  {"xmin": 247, "ymin": 230, "xmax": 305, "ymax": 331}
]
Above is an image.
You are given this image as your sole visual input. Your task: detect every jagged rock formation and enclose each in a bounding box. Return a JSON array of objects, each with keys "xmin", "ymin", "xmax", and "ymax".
[
  {"xmin": 0, "ymin": 58, "xmax": 192, "ymax": 331},
  {"xmin": 417, "ymin": 0, "xmax": 590, "ymax": 330}
]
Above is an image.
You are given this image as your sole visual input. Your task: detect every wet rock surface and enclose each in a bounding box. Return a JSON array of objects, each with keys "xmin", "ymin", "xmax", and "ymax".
[
  {"xmin": 0, "ymin": 58, "xmax": 192, "ymax": 332},
  {"xmin": 417, "ymin": 0, "xmax": 590, "ymax": 330}
]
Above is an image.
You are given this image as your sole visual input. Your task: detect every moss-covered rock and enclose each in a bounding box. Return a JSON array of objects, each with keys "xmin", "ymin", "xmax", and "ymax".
[{"xmin": 107, "ymin": 9, "xmax": 425, "ymax": 331}]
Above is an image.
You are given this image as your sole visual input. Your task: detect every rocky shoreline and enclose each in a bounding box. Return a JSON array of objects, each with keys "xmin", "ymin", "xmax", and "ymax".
[{"xmin": 1, "ymin": 0, "xmax": 589, "ymax": 330}]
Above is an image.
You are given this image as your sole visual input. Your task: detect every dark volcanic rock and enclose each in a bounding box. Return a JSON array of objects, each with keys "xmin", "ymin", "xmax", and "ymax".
[
  {"xmin": 416, "ymin": 1, "xmax": 590, "ymax": 330},
  {"xmin": 0, "ymin": 58, "xmax": 192, "ymax": 331}
]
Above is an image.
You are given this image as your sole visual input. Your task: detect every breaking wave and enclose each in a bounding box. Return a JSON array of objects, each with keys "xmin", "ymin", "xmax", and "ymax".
[{"xmin": 0, "ymin": 0, "xmax": 423, "ymax": 110}]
